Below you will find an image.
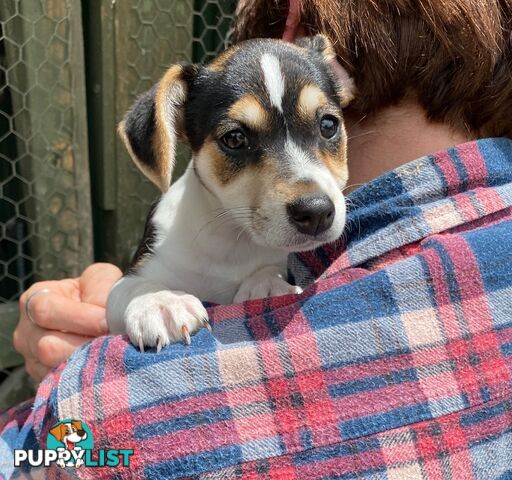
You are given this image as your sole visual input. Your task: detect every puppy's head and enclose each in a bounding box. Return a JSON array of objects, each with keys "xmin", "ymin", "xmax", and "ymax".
[
  {"xmin": 49, "ymin": 420, "xmax": 87, "ymax": 445},
  {"xmin": 120, "ymin": 35, "xmax": 354, "ymax": 252}
]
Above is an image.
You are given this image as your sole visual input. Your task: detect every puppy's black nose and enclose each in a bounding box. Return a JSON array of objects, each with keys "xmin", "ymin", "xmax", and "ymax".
[{"xmin": 287, "ymin": 195, "xmax": 335, "ymax": 236}]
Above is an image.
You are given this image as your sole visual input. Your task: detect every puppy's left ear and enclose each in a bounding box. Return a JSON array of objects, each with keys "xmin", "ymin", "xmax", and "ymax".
[
  {"xmin": 296, "ymin": 34, "xmax": 356, "ymax": 107},
  {"xmin": 118, "ymin": 64, "xmax": 199, "ymax": 192}
]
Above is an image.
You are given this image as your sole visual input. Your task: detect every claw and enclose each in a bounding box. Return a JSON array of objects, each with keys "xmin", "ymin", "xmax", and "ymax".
[
  {"xmin": 182, "ymin": 325, "xmax": 191, "ymax": 345},
  {"xmin": 138, "ymin": 337, "xmax": 145, "ymax": 353},
  {"xmin": 202, "ymin": 317, "xmax": 212, "ymax": 332},
  {"xmin": 156, "ymin": 336, "xmax": 163, "ymax": 353}
]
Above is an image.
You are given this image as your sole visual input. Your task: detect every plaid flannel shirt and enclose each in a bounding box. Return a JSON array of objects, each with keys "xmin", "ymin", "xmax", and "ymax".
[{"xmin": 1, "ymin": 138, "xmax": 512, "ymax": 479}]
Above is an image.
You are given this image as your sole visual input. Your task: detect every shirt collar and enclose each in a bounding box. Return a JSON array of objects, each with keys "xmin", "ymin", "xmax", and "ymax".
[{"xmin": 291, "ymin": 138, "xmax": 512, "ymax": 283}]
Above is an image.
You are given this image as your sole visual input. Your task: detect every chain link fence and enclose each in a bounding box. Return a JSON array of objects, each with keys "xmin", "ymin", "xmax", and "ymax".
[
  {"xmin": 0, "ymin": 0, "xmax": 91, "ymax": 409},
  {"xmin": 0, "ymin": 0, "xmax": 234, "ymax": 410},
  {"xmin": 85, "ymin": 0, "xmax": 235, "ymax": 269},
  {"xmin": 0, "ymin": 0, "xmax": 92, "ymax": 303}
]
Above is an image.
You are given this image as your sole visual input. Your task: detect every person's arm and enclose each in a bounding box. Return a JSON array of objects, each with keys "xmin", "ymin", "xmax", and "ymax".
[{"xmin": 13, "ymin": 263, "xmax": 122, "ymax": 382}]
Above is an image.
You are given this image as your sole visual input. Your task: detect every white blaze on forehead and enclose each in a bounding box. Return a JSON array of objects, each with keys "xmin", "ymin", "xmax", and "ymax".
[
  {"xmin": 285, "ymin": 138, "xmax": 313, "ymax": 176},
  {"xmin": 260, "ymin": 53, "xmax": 285, "ymax": 112}
]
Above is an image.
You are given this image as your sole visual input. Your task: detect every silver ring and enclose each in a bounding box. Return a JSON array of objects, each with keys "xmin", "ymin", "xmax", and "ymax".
[{"xmin": 25, "ymin": 288, "xmax": 52, "ymax": 325}]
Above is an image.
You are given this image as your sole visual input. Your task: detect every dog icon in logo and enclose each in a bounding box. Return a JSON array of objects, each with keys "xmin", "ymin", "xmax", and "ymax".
[{"xmin": 49, "ymin": 420, "xmax": 89, "ymax": 468}]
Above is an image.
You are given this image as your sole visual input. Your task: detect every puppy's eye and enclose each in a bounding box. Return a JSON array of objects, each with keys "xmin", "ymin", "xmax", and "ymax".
[
  {"xmin": 319, "ymin": 115, "xmax": 339, "ymax": 139},
  {"xmin": 220, "ymin": 129, "xmax": 248, "ymax": 150}
]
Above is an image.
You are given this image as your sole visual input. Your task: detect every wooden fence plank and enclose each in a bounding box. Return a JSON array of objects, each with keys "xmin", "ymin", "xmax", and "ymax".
[
  {"xmin": 0, "ymin": 0, "xmax": 92, "ymax": 409},
  {"xmin": 86, "ymin": 0, "xmax": 193, "ymax": 268},
  {"xmin": 1, "ymin": 0, "xmax": 93, "ymax": 283}
]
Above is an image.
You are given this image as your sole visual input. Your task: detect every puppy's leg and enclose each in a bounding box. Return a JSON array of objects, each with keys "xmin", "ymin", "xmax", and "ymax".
[
  {"xmin": 107, "ymin": 275, "xmax": 209, "ymax": 350},
  {"xmin": 233, "ymin": 266, "xmax": 303, "ymax": 303},
  {"xmin": 56, "ymin": 448, "xmax": 66, "ymax": 468}
]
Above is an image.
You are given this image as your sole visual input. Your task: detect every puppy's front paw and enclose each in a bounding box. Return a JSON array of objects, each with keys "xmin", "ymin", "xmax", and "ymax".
[
  {"xmin": 125, "ymin": 291, "xmax": 210, "ymax": 351},
  {"xmin": 234, "ymin": 268, "xmax": 303, "ymax": 303}
]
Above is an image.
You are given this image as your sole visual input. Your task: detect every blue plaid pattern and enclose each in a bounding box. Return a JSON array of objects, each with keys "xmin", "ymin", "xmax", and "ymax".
[{"xmin": 1, "ymin": 138, "xmax": 512, "ymax": 479}]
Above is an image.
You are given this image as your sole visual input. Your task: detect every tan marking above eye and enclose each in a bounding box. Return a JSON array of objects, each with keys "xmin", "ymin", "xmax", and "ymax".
[
  {"xmin": 228, "ymin": 95, "xmax": 268, "ymax": 131},
  {"xmin": 297, "ymin": 84, "xmax": 328, "ymax": 119}
]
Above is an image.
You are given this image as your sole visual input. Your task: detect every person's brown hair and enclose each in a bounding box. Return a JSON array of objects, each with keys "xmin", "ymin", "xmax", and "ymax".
[{"xmin": 233, "ymin": 0, "xmax": 512, "ymax": 138}]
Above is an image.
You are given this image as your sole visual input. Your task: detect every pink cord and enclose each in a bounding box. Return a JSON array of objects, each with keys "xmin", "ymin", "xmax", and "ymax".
[{"xmin": 282, "ymin": 0, "xmax": 302, "ymax": 42}]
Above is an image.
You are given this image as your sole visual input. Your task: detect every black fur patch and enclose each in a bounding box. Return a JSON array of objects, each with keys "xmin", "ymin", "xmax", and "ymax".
[
  {"xmin": 123, "ymin": 85, "xmax": 158, "ymax": 172},
  {"xmin": 123, "ymin": 38, "xmax": 347, "ymax": 272},
  {"xmin": 182, "ymin": 39, "xmax": 344, "ymax": 171},
  {"xmin": 126, "ymin": 198, "xmax": 160, "ymax": 274}
]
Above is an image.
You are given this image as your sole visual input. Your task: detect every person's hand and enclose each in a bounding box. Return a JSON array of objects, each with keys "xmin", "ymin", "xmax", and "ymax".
[{"xmin": 14, "ymin": 263, "xmax": 122, "ymax": 382}]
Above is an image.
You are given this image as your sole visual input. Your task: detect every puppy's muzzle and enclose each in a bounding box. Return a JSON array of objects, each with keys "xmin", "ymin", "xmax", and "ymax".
[{"xmin": 287, "ymin": 194, "xmax": 335, "ymax": 236}]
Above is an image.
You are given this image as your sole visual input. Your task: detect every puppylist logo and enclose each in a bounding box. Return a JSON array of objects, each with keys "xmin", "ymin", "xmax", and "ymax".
[{"xmin": 14, "ymin": 419, "xmax": 133, "ymax": 468}]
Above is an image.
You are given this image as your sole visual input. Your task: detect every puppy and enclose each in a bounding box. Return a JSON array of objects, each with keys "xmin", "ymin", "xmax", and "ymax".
[
  {"xmin": 49, "ymin": 420, "xmax": 88, "ymax": 468},
  {"xmin": 107, "ymin": 35, "xmax": 354, "ymax": 350}
]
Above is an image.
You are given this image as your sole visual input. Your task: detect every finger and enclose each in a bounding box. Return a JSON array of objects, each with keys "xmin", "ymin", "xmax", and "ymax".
[
  {"xmin": 20, "ymin": 278, "xmax": 79, "ymax": 307},
  {"xmin": 34, "ymin": 331, "xmax": 94, "ymax": 368},
  {"xmin": 16, "ymin": 318, "xmax": 47, "ymax": 363},
  {"xmin": 28, "ymin": 292, "xmax": 107, "ymax": 336},
  {"xmin": 80, "ymin": 263, "xmax": 123, "ymax": 307},
  {"xmin": 25, "ymin": 321, "xmax": 55, "ymax": 361},
  {"xmin": 25, "ymin": 359, "xmax": 49, "ymax": 383},
  {"xmin": 12, "ymin": 324, "xmax": 25, "ymax": 355}
]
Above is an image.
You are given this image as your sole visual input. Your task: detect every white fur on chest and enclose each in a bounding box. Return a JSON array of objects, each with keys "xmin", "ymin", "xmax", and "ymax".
[
  {"xmin": 106, "ymin": 167, "xmax": 300, "ymax": 346},
  {"xmin": 139, "ymin": 168, "xmax": 288, "ymax": 304}
]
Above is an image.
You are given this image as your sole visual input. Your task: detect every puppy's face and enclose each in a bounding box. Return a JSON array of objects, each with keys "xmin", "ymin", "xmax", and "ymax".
[
  {"xmin": 50, "ymin": 421, "xmax": 87, "ymax": 445},
  {"xmin": 120, "ymin": 36, "xmax": 353, "ymax": 252}
]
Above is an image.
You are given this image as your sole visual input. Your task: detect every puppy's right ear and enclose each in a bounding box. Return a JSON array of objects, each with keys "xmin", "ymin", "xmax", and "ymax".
[
  {"xmin": 49, "ymin": 423, "xmax": 65, "ymax": 442},
  {"xmin": 118, "ymin": 64, "xmax": 197, "ymax": 192}
]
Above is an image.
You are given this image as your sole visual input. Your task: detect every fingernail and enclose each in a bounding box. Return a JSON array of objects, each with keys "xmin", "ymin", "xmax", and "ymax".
[{"xmin": 101, "ymin": 317, "xmax": 108, "ymax": 333}]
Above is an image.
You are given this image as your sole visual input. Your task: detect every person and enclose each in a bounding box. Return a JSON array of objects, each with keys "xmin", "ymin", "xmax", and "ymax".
[
  {"xmin": 2, "ymin": 0, "xmax": 512, "ymax": 478},
  {"xmin": 14, "ymin": 263, "xmax": 122, "ymax": 382}
]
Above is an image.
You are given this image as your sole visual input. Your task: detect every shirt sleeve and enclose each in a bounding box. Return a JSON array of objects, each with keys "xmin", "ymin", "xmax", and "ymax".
[
  {"xmin": 2, "ymin": 218, "xmax": 512, "ymax": 479},
  {"xmin": 0, "ymin": 363, "xmax": 65, "ymax": 478}
]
